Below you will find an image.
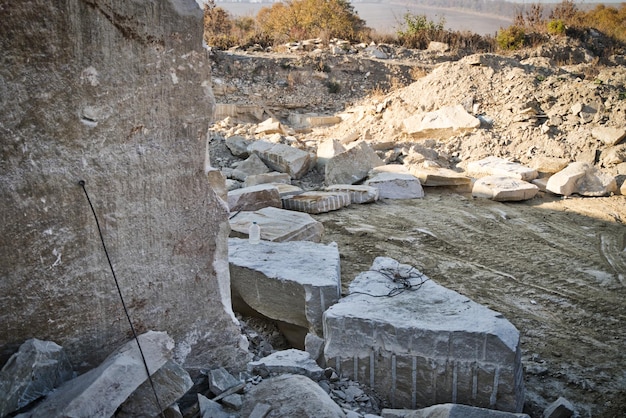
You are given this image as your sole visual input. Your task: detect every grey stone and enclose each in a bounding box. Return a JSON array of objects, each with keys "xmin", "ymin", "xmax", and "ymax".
[
  {"xmin": 198, "ymin": 394, "xmax": 230, "ymax": 418},
  {"xmin": 255, "ymin": 118, "xmax": 287, "ymax": 135},
  {"xmin": 317, "ymin": 138, "xmax": 347, "ymax": 170},
  {"xmin": 592, "ymin": 126, "xmax": 626, "ymax": 146},
  {"xmin": 18, "ymin": 331, "xmax": 174, "ymax": 418},
  {"xmin": 407, "ymin": 166, "xmax": 471, "ymax": 187},
  {"xmin": 543, "ymin": 397, "xmax": 575, "ymax": 418},
  {"xmin": 231, "ymin": 154, "xmax": 270, "ymax": 181},
  {"xmin": 382, "ymin": 403, "xmax": 530, "ymax": 417},
  {"xmin": 472, "ymin": 176, "xmax": 539, "ymax": 201},
  {"xmin": 467, "ymin": 157, "xmax": 538, "ymax": 182},
  {"xmin": 325, "ymin": 141, "xmax": 385, "ymax": 185},
  {"xmin": 248, "ymin": 349, "xmax": 324, "ymax": 381},
  {"xmin": 225, "ymin": 135, "xmax": 253, "ymax": 157},
  {"xmin": 529, "ymin": 157, "xmax": 570, "ymax": 174},
  {"xmin": 282, "ymin": 191, "xmax": 352, "ymax": 214},
  {"xmin": 305, "ymin": 333, "xmax": 326, "ymax": 364},
  {"xmin": 229, "ymin": 207, "xmax": 324, "ymax": 243},
  {"xmin": 208, "ymin": 367, "xmax": 241, "ymax": 396},
  {"xmin": 600, "ymin": 144, "xmax": 626, "ymax": 166},
  {"xmin": 249, "ymin": 403, "xmax": 272, "ymax": 418},
  {"xmin": 116, "ymin": 360, "xmax": 193, "ymax": 418},
  {"xmin": 240, "ymin": 374, "xmax": 346, "ymax": 418},
  {"xmin": 229, "ymin": 238, "xmax": 341, "ymax": 339},
  {"xmin": 428, "ymin": 41, "xmax": 450, "ymax": 52},
  {"xmin": 546, "ymin": 162, "xmax": 617, "ymax": 196},
  {"xmin": 221, "ymin": 393, "xmax": 243, "ymax": 410},
  {"xmin": 323, "ymin": 257, "xmax": 524, "ymax": 412},
  {"xmin": 0, "ymin": 0, "xmax": 245, "ymax": 372},
  {"xmin": 0, "ymin": 339, "xmax": 73, "ymax": 416},
  {"xmin": 248, "ymin": 141, "xmax": 313, "ymax": 179},
  {"xmin": 227, "ymin": 184, "xmax": 282, "ymax": 212},
  {"xmin": 324, "ymin": 184, "xmax": 380, "ymax": 204},
  {"xmin": 403, "ymin": 105, "xmax": 480, "ymax": 138},
  {"xmin": 243, "ymin": 172, "xmax": 291, "ymax": 188},
  {"xmin": 365, "ymin": 172, "xmax": 424, "ymax": 199}
]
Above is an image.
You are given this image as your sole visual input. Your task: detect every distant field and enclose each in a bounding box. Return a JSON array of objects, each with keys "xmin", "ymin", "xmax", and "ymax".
[{"xmin": 217, "ymin": 1, "xmax": 513, "ymax": 36}]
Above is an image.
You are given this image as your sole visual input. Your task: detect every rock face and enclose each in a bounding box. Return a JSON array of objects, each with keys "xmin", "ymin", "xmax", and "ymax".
[
  {"xmin": 323, "ymin": 257, "xmax": 524, "ymax": 413},
  {"xmin": 0, "ymin": 0, "xmax": 244, "ymax": 372}
]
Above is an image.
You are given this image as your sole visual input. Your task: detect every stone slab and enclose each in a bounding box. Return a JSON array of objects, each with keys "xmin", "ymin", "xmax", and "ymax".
[
  {"xmin": 243, "ymin": 172, "xmax": 291, "ymax": 188},
  {"xmin": 546, "ymin": 162, "xmax": 617, "ymax": 197},
  {"xmin": 227, "ymin": 184, "xmax": 282, "ymax": 212},
  {"xmin": 323, "ymin": 257, "xmax": 524, "ymax": 412},
  {"xmin": 472, "ymin": 176, "xmax": 539, "ymax": 201},
  {"xmin": 231, "ymin": 153, "xmax": 270, "ymax": 181},
  {"xmin": 591, "ymin": 126, "xmax": 626, "ymax": 146},
  {"xmin": 325, "ymin": 184, "xmax": 380, "ymax": 204},
  {"xmin": 403, "ymin": 105, "xmax": 480, "ymax": 137},
  {"xmin": 365, "ymin": 172, "xmax": 424, "ymax": 199},
  {"xmin": 229, "ymin": 207, "xmax": 324, "ymax": 243},
  {"xmin": 282, "ymin": 191, "xmax": 351, "ymax": 214},
  {"xmin": 248, "ymin": 140, "xmax": 312, "ymax": 179},
  {"xmin": 325, "ymin": 141, "xmax": 384, "ymax": 185},
  {"xmin": 248, "ymin": 349, "xmax": 324, "ymax": 381},
  {"xmin": 229, "ymin": 238, "xmax": 341, "ymax": 337},
  {"xmin": 467, "ymin": 157, "xmax": 538, "ymax": 182},
  {"xmin": 407, "ymin": 166, "xmax": 472, "ymax": 187},
  {"xmin": 382, "ymin": 403, "xmax": 530, "ymax": 418},
  {"xmin": 317, "ymin": 138, "xmax": 346, "ymax": 170}
]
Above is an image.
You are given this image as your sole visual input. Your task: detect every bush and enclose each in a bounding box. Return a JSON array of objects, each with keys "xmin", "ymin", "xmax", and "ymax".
[
  {"xmin": 547, "ymin": 19, "xmax": 566, "ymax": 36},
  {"xmin": 496, "ymin": 25, "xmax": 526, "ymax": 50},
  {"xmin": 397, "ymin": 13, "xmax": 445, "ymax": 37}
]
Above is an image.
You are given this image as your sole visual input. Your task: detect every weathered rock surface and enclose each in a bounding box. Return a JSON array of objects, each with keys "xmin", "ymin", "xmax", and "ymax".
[
  {"xmin": 18, "ymin": 331, "xmax": 174, "ymax": 418},
  {"xmin": 591, "ymin": 126, "xmax": 626, "ymax": 146},
  {"xmin": 467, "ymin": 157, "xmax": 538, "ymax": 182},
  {"xmin": 317, "ymin": 138, "xmax": 347, "ymax": 170},
  {"xmin": 229, "ymin": 207, "xmax": 324, "ymax": 242},
  {"xmin": 228, "ymin": 184, "xmax": 282, "ymax": 212},
  {"xmin": 243, "ymin": 172, "xmax": 291, "ymax": 188},
  {"xmin": 323, "ymin": 257, "xmax": 524, "ymax": 412},
  {"xmin": 230, "ymin": 154, "xmax": 270, "ymax": 181},
  {"xmin": 543, "ymin": 396, "xmax": 575, "ymax": 418},
  {"xmin": 382, "ymin": 403, "xmax": 530, "ymax": 418},
  {"xmin": 325, "ymin": 141, "xmax": 384, "ymax": 185},
  {"xmin": 240, "ymin": 374, "xmax": 346, "ymax": 418},
  {"xmin": 0, "ymin": 339, "xmax": 74, "ymax": 417},
  {"xmin": 472, "ymin": 176, "xmax": 539, "ymax": 201},
  {"xmin": 248, "ymin": 349, "xmax": 324, "ymax": 381},
  {"xmin": 248, "ymin": 140, "xmax": 313, "ymax": 179},
  {"xmin": 365, "ymin": 172, "xmax": 425, "ymax": 199},
  {"xmin": 403, "ymin": 105, "xmax": 480, "ymax": 137},
  {"xmin": 229, "ymin": 238, "xmax": 341, "ymax": 339},
  {"xmin": 407, "ymin": 166, "xmax": 472, "ymax": 187},
  {"xmin": 0, "ymin": 0, "xmax": 244, "ymax": 373},
  {"xmin": 198, "ymin": 394, "xmax": 230, "ymax": 418},
  {"xmin": 546, "ymin": 162, "xmax": 617, "ymax": 196},
  {"xmin": 325, "ymin": 185, "xmax": 380, "ymax": 204},
  {"xmin": 282, "ymin": 191, "xmax": 352, "ymax": 214}
]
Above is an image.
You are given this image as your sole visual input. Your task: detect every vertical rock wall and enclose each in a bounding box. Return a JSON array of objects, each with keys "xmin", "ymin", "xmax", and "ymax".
[{"xmin": 0, "ymin": 0, "xmax": 245, "ymax": 372}]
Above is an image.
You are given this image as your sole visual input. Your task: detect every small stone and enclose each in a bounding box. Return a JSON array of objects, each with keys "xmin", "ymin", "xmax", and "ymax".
[{"xmin": 543, "ymin": 396, "xmax": 575, "ymax": 418}]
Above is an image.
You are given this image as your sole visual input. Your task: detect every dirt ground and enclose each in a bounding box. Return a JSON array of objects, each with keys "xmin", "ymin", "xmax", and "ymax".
[{"xmin": 312, "ymin": 189, "xmax": 626, "ymax": 417}]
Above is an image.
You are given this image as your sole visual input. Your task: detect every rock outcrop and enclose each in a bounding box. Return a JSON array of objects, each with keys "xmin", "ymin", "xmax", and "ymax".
[{"xmin": 0, "ymin": 0, "xmax": 245, "ymax": 372}]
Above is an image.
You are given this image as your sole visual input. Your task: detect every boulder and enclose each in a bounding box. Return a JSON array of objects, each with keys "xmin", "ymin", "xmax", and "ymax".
[
  {"xmin": 317, "ymin": 138, "xmax": 347, "ymax": 170},
  {"xmin": 600, "ymin": 144, "xmax": 626, "ymax": 166},
  {"xmin": 325, "ymin": 141, "xmax": 385, "ymax": 185},
  {"xmin": 198, "ymin": 394, "xmax": 230, "ymax": 418},
  {"xmin": 382, "ymin": 403, "xmax": 530, "ymax": 418},
  {"xmin": 227, "ymin": 184, "xmax": 282, "ymax": 212},
  {"xmin": 403, "ymin": 105, "xmax": 480, "ymax": 137},
  {"xmin": 225, "ymin": 135, "xmax": 252, "ymax": 158},
  {"xmin": 230, "ymin": 154, "xmax": 270, "ymax": 181},
  {"xmin": 208, "ymin": 367, "xmax": 241, "ymax": 396},
  {"xmin": 255, "ymin": 118, "xmax": 287, "ymax": 135},
  {"xmin": 240, "ymin": 374, "xmax": 345, "ymax": 418},
  {"xmin": 324, "ymin": 185, "xmax": 380, "ymax": 204},
  {"xmin": 323, "ymin": 257, "xmax": 524, "ymax": 412},
  {"xmin": 407, "ymin": 166, "xmax": 472, "ymax": 187},
  {"xmin": 18, "ymin": 331, "xmax": 174, "ymax": 418},
  {"xmin": 0, "ymin": 339, "xmax": 73, "ymax": 417},
  {"xmin": 472, "ymin": 176, "xmax": 539, "ymax": 201},
  {"xmin": 248, "ymin": 349, "xmax": 324, "ymax": 381},
  {"xmin": 529, "ymin": 157, "xmax": 570, "ymax": 174},
  {"xmin": 243, "ymin": 172, "xmax": 291, "ymax": 188},
  {"xmin": 591, "ymin": 126, "xmax": 626, "ymax": 146},
  {"xmin": 365, "ymin": 172, "xmax": 425, "ymax": 199},
  {"xmin": 248, "ymin": 141, "xmax": 313, "ymax": 179},
  {"xmin": 546, "ymin": 162, "xmax": 617, "ymax": 197},
  {"xmin": 282, "ymin": 191, "xmax": 351, "ymax": 214},
  {"xmin": 116, "ymin": 360, "xmax": 192, "ymax": 418},
  {"xmin": 229, "ymin": 207, "xmax": 324, "ymax": 243},
  {"xmin": 229, "ymin": 238, "xmax": 341, "ymax": 340},
  {"xmin": 467, "ymin": 157, "xmax": 538, "ymax": 182}
]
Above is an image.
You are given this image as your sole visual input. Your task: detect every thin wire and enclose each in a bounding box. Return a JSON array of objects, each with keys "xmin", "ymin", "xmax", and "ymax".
[{"xmin": 79, "ymin": 180, "xmax": 165, "ymax": 417}]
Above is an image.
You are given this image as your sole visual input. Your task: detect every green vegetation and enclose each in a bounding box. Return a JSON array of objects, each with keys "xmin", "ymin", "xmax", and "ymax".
[{"xmin": 496, "ymin": 25, "xmax": 526, "ymax": 50}]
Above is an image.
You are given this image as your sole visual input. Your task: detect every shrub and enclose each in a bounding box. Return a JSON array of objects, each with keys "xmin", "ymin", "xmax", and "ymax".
[
  {"xmin": 496, "ymin": 25, "xmax": 526, "ymax": 50},
  {"xmin": 547, "ymin": 19, "xmax": 566, "ymax": 36},
  {"xmin": 397, "ymin": 13, "xmax": 445, "ymax": 37}
]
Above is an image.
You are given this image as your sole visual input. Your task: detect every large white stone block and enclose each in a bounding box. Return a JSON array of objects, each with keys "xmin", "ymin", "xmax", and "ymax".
[
  {"xmin": 229, "ymin": 207, "xmax": 324, "ymax": 243},
  {"xmin": 467, "ymin": 157, "xmax": 538, "ymax": 182}
]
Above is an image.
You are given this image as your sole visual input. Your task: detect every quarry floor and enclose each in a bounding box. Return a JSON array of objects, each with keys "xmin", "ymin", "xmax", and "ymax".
[{"xmin": 313, "ymin": 190, "xmax": 626, "ymax": 417}]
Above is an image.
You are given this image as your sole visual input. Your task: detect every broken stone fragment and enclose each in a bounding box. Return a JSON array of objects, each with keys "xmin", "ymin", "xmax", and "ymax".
[
  {"xmin": 529, "ymin": 157, "xmax": 570, "ymax": 174},
  {"xmin": 324, "ymin": 184, "xmax": 380, "ymax": 204},
  {"xmin": 255, "ymin": 117, "xmax": 287, "ymax": 135},
  {"xmin": 467, "ymin": 156, "xmax": 538, "ymax": 182},
  {"xmin": 225, "ymin": 135, "xmax": 252, "ymax": 158},
  {"xmin": 208, "ymin": 367, "xmax": 241, "ymax": 397},
  {"xmin": 382, "ymin": 403, "xmax": 530, "ymax": 417},
  {"xmin": 229, "ymin": 238, "xmax": 341, "ymax": 343},
  {"xmin": 230, "ymin": 153, "xmax": 270, "ymax": 181},
  {"xmin": 325, "ymin": 141, "xmax": 384, "ymax": 185},
  {"xmin": 0, "ymin": 339, "xmax": 74, "ymax": 417},
  {"xmin": 317, "ymin": 138, "xmax": 347, "ymax": 170},
  {"xmin": 227, "ymin": 184, "xmax": 282, "ymax": 212},
  {"xmin": 407, "ymin": 166, "xmax": 472, "ymax": 187},
  {"xmin": 472, "ymin": 176, "xmax": 539, "ymax": 201},
  {"xmin": 323, "ymin": 257, "xmax": 524, "ymax": 412},
  {"xmin": 282, "ymin": 191, "xmax": 351, "ymax": 214},
  {"xmin": 543, "ymin": 396, "xmax": 575, "ymax": 418},
  {"xmin": 243, "ymin": 172, "xmax": 291, "ymax": 188},
  {"xmin": 248, "ymin": 349, "xmax": 324, "ymax": 381},
  {"xmin": 248, "ymin": 140, "xmax": 313, "ymax": 179},
  {"xmin": 198, "ymin": 394, "xmax": 230, "ymax": 418},
  {"xmin": 546, "ymin": 162, "xmax": 617, "ymax": 197},
  {"xmin": 229, "ymin": 207, "xmax": 324, "ymax": 243},
  {"xmin": 18, "ymin": 331, "xmax": 174, "ymax": 418},
  {"xmin": 364, "ymin": 172, "xmax": 424, "ymax": 199},
  {"xmin": 403, "ymin": 104, "xmax": 480, "ymax": 138},
  {"xmin": 240, "ymin": 374, "xmax": 346, "ymax": 418},
  {"xmin": 591, "ymin": 126, "xmax": 626, "ymax": 146}
]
